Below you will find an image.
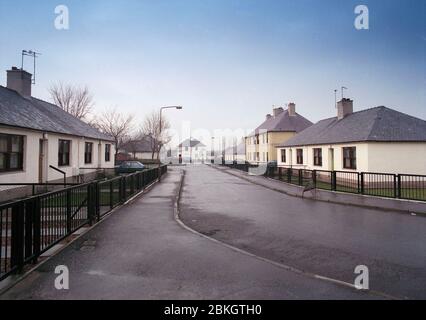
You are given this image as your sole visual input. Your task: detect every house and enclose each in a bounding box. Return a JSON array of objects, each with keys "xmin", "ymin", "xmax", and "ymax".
[
  {"xmin": 119, "ymin": 136, "xmax": 157, "ymax": 160},
  {"xmin": 178, "ymin": 138, "xmax": 207, "ymax": 163},
  {"xmin": 276, "ymin": 98, "xmax": 426, "ymax": 175},
  {"xmin": 224, "ymin": 141, "xmax": 246, "ymax": 163},
  {"xmin": 245, "ymin": 103, "xmax": 312, "ymax": 164},
  {"xmin": 0, "ymin": 67, "xmax": 115, "ymax": 187}
]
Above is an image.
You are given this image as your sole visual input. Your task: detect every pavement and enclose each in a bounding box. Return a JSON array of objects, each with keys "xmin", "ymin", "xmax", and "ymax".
[
  {"xmin": 0, "ymin": 168, "xmax": 377, "ymax": 300},
  {"xmin": 180, "ymin": 165, "xmax": 426, "ymax": 299}
]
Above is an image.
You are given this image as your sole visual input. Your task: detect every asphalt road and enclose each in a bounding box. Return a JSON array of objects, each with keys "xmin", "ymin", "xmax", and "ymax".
[
  {"xmin": 180, "ymin": 165, "xmax": 426, "ymax": 299},
  {"xmin": 0, "ymin": 168, "xmax": 373, "ymax": 299}
]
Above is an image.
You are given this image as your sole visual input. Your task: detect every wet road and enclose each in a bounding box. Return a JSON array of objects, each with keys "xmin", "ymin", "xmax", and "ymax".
[
  {"xmin": 0, "ymin": 168, "xmax": 373, "ymax": 299},
  {"xmin": 180, "ymin": 165, "xmax": 426, "ymax": 299}
]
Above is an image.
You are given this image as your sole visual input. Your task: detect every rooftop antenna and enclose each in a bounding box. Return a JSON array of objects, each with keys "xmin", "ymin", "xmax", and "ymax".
[
  {"xmin": 334, "ymin": 89, "xmax": 338, "ymax": 108},
  {"xmin": 21, "ymin": 50, "xmax": 41, "ymax": 84},
  {"xmin": 341, "ymin": 86, "xmax": 348, "ymax": 100}
]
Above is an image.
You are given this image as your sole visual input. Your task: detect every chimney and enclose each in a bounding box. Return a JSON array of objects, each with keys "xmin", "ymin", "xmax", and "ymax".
[
  {"xmin": 266, "ymin": 114, "xmax": 272, "ymax": 121},
  {"xmin": 6, "ymin": 67, "xmax": 32, "ymax": 97},
  {"xmin": 288, "ymin": 102, "xmax": 296, "ymax": 116},
  {"xmin": 272, "ymin": 107, "xmax": 284, "ymax": 117},
  {"xmin": 337, "ymin": 98, "xmax": 353, "ymax": 120}
]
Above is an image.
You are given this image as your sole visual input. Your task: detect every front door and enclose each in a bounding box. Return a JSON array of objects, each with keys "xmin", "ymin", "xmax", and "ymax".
[{"xmin": 38, "ymin": 139, "xmax": 44, "ymax": 183}]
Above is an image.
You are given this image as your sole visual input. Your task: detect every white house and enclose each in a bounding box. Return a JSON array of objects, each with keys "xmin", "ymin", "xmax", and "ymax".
[
  {"xmin": 224, "ymin": 141, "xmax": 246, "ymax": 163},
  {"xmin": 0, "ymin": 67, "xmax": 115, "ymax": 188},
  {"xmin": 177, "ymin": 138, "xmax": 207, "ymax": 163},
  {"xmin": 276, "ymin": 98, "xmax": 426, "ymax": 175}
]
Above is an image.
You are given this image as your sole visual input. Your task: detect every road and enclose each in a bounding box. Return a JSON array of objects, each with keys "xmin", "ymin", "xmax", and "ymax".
[
  {"xmin": 180, "ymin": 165, "xmax": 426, "ymax": 299},
  {"xmin": 0, "ymin": 168, "xmax": 373, "ymax": 299}
]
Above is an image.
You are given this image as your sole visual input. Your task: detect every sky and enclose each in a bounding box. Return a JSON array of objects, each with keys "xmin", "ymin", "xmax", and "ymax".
[{"xmin": 0, "ymin": 0, "xmax": 425, "ymax": 145}]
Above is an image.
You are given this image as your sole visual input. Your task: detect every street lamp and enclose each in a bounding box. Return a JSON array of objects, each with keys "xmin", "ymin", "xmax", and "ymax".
[
  {"xmin": 158, "ymin": 106, "xmax": 183, "ymax": 181},
  {"xmin": 211, "ymin": 136, "xmax": 215, "ymax": 164}
]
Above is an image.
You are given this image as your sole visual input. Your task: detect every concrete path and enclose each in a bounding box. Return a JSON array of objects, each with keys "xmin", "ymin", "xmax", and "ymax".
[
  {"xmin": 0, "ymin": 168, "xmax": 374, "ymax": 299},
  {"xmin": 180, "ymin": 165, "xmax": 426, "ymax": 299}
]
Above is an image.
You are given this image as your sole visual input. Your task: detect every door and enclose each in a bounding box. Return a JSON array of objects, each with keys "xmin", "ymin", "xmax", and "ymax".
[
  {"xmin": 328, "ymin": 148, "xmax": 334, "ymax": 171},
  {"xmin": 38, "ymin": 139, "xmax": 44, "ymax": 183}
]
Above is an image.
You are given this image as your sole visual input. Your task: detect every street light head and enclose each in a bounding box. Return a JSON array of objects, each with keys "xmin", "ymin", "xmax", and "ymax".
[{"xmin": 176, "ymin": 106, "xmax": 183, "ymax": 110}]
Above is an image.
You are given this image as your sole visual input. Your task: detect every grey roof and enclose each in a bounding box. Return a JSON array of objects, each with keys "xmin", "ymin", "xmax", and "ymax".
[
  {"xmin": 178, "ymin": 138, "xmax": 206, "ymax": 148},
  {"xmin": 278, "ymin": 106, "xmax": 426, "ymax": 147},
  {"xmin": 121, "ymin": 136, "xmax": 155, "ymax": 153},
  {"xmin": 248, "ymin": 109, "xmax": 312, "ymax": 136},
  {"xmin": 0, "ymin": 85, "xmax": 114, "ymax": 141}
]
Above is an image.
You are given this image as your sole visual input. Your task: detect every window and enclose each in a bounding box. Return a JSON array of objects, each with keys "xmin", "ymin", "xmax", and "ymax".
[
  {"xmin": 0, "ymin": 134, "xmax": 24, "ymax": 172},
  {"xmin": 84, "ymin": 142, "xmax": 93, "ymax": 164},
  {"xmin": 343, "ymin": 147, "xmax": 357, "ymax": 169},
  {"xmin": 296, "ymin": 149, "xmax": 303, "ymax": 164},
  {"xmin": 281, "ymin": 149, "xmax": 286, "ymax": 163},
  {"xmin": 313, "ymin": 148, "xmax": 322, "ymax": 166},
  {"xmin": 185, "ymin": 146, "xmax": 188, "ymax": 151},
  {"xmin": 58, "ymin": 140, "xmax": 71, "ymax": 166},
  {"xmin": 105, "ymin": 144, "xmax": 111, "ymax": 162}
]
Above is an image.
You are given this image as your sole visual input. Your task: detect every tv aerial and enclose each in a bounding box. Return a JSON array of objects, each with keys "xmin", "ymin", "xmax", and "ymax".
[{"xmin": 21, "ymin": 50, "xmax": 41, "ymax": 84}]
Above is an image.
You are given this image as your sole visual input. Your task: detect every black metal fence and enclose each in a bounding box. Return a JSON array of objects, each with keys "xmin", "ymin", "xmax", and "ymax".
[
  {"xmin": 223, "ymin": 163, "xmax": 426, "ymax": 202},
  {"xmin": 0, "ymin": 165, "xmax": 167, "ymax": 281}
]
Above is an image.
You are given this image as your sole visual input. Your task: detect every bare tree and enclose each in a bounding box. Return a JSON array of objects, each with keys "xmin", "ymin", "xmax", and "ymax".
[
  {"xmin": 140, "ymin": 111, "xmax": 171, "ymax": 160},
  {"xmin": 49, "ymin": 82, "xmax": 93, "ymax": 120},
  {"xmin": 93, "ymin": 108, "xmax": 134, "ymax": 156}
]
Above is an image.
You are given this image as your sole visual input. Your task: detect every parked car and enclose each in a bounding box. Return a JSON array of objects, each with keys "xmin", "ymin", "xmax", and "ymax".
[
  {"xmin": 115, "ymin": 161, "xmax": 145, "ymax": 174},
  {"xmin": 267, "ymin": 160, "xmax": 277, "ymax": 167}
]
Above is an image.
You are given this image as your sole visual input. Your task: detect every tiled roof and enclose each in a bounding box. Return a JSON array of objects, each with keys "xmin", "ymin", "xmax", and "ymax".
[
  {"xmin": 0, "ymin": 85, "xmax": 114, "ymax": 141},
  {"xmin": 121, "ymin": 136, "xmax": 155, "ymax": 153},
  {"xmin": 278, "ymin": 106, "xmax": 426, "ymax": 147},
  {"xmin": 248, "ymin": 109, "xmax": 312, "ymax": 136}
]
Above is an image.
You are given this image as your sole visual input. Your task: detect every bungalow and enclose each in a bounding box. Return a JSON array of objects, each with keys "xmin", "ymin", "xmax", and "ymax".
[
  {"xmin": 245, "ymin": 103, "xmax": 312, "ymax": 164},
  {"xmin": 0, "ymin": 67, "xmax": 115, "ymax": 186},
  {"xmin": 120, "ymin": 136, "xmax": 157, "ymax": 160},
  {"xmin": 276, "ymin": 98, "xmax": 426, "ymax": 175}
]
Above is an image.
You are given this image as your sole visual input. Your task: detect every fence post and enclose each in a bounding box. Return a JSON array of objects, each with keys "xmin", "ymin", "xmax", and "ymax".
[
  {"xmin": 87, "ymin": 184, "xmax": 96, "ymax": 226},
  {"xmin": 393, "ymin": 174, "xmax": 398, "ymax": 198},
  {"xmin": 298, "ymin": 169, "xmax": 303, "ymax": 186},
  {"xmin": 32, "ymin": 197, "xmax": 41, "ymax": 264},
  {"xmin": 130, "ymin": 175, "xmax": 135, "ymax": 195},
  {"xmin": 24, "ymin": 200, "xmax": 34, "ymax": 260},
  {"xmin": 397, "ymin": 174, "xmax": 402, "ymax": 199},
  {"xmin": 360, "ymin": 173, "xmax": 365, "ymax": 194},
  {"xmin": 312, "ymin": 170, "xmax": 317, "ymax": 187},
  {"xmin": 109, "ymin": 180, "xmax": 113, "ymax": 209},
  {"xmin": 287, "ymin": 168, "xmax": 291, "ymax": 183},
  {"xmin": 278, "ymin": 168, "xmax": 282, "ymax": 180},
  {"xmin": 11, "ymin": 202, "xmax": 25, "ymax": 273},
  {"xmin": 66, "ymin": 189, "xmax": 72, "ymax": 233},
  {"xmin": 331, "ymin": 171, "xmax": 337, "ymax": 191}
]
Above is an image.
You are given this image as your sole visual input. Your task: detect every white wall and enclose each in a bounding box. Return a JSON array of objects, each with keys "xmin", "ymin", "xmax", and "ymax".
[
  {"xmin": 0, "ymin": 126, "xmax": 115, "ymax": 185},
  {"xmin": 277, "ymin": 142, "xmax": 426, "ymax": 175}
]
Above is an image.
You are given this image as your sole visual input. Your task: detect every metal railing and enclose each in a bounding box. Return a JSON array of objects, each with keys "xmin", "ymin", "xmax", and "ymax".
[
  {"xmin": 223, "ymin": 164, "xmax": 426, "ymax": 202},
  {"xmin": 0, "ymin": 165, "xmax": 167, "ymax": 281}
]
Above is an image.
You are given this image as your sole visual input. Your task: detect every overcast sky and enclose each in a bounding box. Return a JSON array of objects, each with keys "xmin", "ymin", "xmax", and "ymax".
[{"xmin": 0, "ymin": 0, "xmax": 424, "ymax": 145}]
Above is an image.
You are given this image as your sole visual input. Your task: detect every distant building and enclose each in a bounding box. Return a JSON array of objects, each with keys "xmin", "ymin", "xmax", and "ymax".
[
  {"xmin": 120, "ymin": 136, "xmax": 157, "ymax": 160},
  {"xmin": 276, "ymin": 98, "xmax": 426, "ymax": 175},
  {"xmin": 0, "ymin": 67, "xmax": 115, "ymax": 186},
  {"xmin": 224, "ymin": 141, "xmax": 246, "ymax": 163},
  {"xmin": 245, "ymin": 103, "xmax": 312, "ymax": 164},
  {"xmin": 178, "ymin": 138, "xmax": 207, "ymax": 163}
]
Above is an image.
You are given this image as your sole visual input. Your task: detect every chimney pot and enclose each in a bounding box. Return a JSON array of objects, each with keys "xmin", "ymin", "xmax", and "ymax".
[
  {"xmin": 266, "ymin": 114, "xmax": 272, "ymax": 120},
  {"xmin": 337, "ymin": 98, "xmax": 353, "ymax": 120},
  {"xmin": 6, "ymin": 67, "xmax": 32, "ymax": 97},
  {"xmin": 288, "ymin": 102, "xmax": 296, "ymax": 116}
]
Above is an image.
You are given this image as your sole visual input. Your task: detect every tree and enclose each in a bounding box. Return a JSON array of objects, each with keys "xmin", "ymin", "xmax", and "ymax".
[
  {"xmin": 49, "ymin": 82, "xmax": 93, "ymax": 120},
  {"xmin": 93, "ymin": 108, "xmax": 134, "ymax": 156},
  {"xmin": 140, "ymin": 110, "xmax": 171, "ymax": 160}
]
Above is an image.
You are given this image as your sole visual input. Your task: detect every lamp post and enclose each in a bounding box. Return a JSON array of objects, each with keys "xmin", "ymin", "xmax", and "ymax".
[
  {"xmin": 158, "ymin": 106, "xmax": 183, "ymax": 181},
  {"xmin": 211, "ymin": 136, "xmax": 215, "ymax": 164}
]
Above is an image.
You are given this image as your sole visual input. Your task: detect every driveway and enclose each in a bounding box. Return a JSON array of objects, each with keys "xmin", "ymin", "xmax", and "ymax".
[
  {"xmin": 0, "ymin": 168, "xmax": 372, "ymax": 299},
  {"xmin": 180, "ymin": 165, "xmax": 426, "ymax": 299}
]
